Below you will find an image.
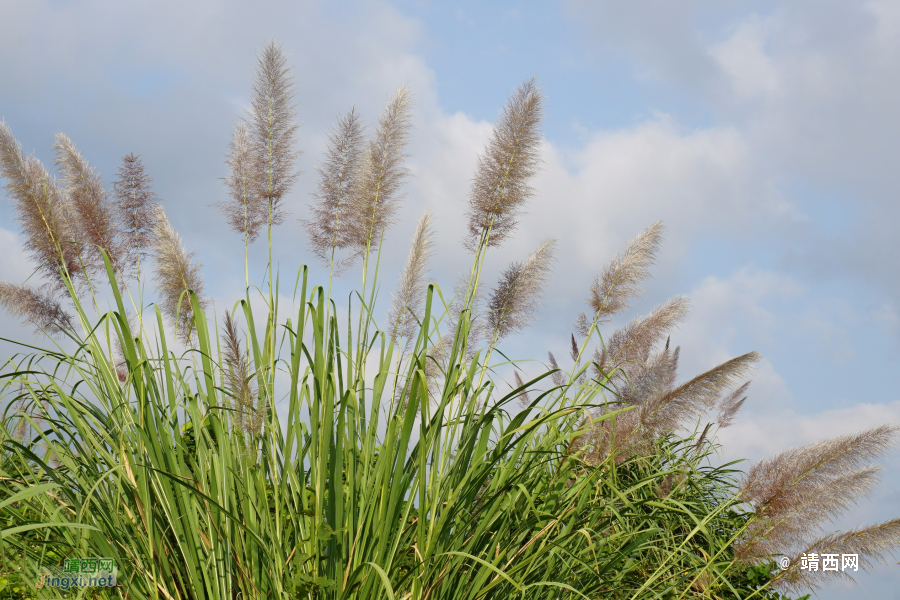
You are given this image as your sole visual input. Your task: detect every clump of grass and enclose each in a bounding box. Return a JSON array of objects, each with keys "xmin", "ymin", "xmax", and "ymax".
[{"xmin": 0, "ymin": 40, "xmax": 897, "ymax": 600}]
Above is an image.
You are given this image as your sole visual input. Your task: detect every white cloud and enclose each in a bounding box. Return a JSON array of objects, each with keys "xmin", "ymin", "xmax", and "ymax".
[
  {"xmin": 710, "ymin": 15, "xmax": 781, "ymax": 98},
  {"xmin": 718, "ymin": 399, "xmax": 900, "ymax": 464},
  {"xmin": 801, "ymin": 307, "xmax": 855, "ymax": 364},
  {"xmin": 0, "ymin": 227, "xmax": 33, "ymax": 282},
  {"xmin": 874, "ymin": 302, "xmax": 899, "ymax": 330},
  {"xmin": 675, "ymin": 266, "xmax": 803, "ymax": 363}
]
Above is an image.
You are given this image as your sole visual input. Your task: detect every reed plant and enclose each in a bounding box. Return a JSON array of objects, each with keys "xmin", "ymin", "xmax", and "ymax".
[{"xmin": 1, "ymin": 40, "xmax": 898, "ymax": 600}]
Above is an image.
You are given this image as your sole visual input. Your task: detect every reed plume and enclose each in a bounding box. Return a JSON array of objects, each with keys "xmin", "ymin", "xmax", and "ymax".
[
  {"xmin": 774, "ymin": 518, "xmax": 900, "ymax": 593},
  {"xmin": 583, "ymin": 350, "xmax": 756, "ymax": 463},
  {"xmin": 223, "ymin": 312, "xmax": 259, "ymax": 439},
  {"xmin": 112, "ymin": 153, "xmax": 159, "ymax": 279},
  {"xmin": 388, "ymin": 211, "xmax": 434, "ymax": 349},
  {"xmin": 304, "ymin": 107, "xmax": 365, "ymax": 271},
  {"xmin": 694, "ymin": 422, "xmax": 712, "ymax": 449},
  {"xmin": 715, "ymin": 381, "xmax": 749, "ymax": 428},
  {"xmin": 639, "ymin": 351, "xmax": 759, "ymax": 435},
  {"xmin": 348, "ymin": 86, "xmax": 412, "ymax": 253},
  {"xmin": 424, "ymin": 332, "xmax": 456, "ymax": 401},
  {"xmin": 218, "ymin": 120, "xmax": 266, "ymax": 245},
  {"xmin": 249, "ymin": 39, "xmax": 299, "ymax": 230},
  {"xmin": 10, "ymin": 386, "xmax": 30, "ymax": 442},
  {"xmin": 465, "ymin": 78, "xmax": 543, "ymax": 251},
  {"xmin": 0, "ymin": 282, "xmax": 74, "ymax": 336},
  {"xmin": 151, "ymin": 207, "xmax": 208, "ymax": 343},
  {"xmin": 0, "ymin": 121, "xmax": 84, "ymax": 289},
  {"xmin": 447, "ymin": 274, "xmax": 489, "ymax": 358},
  {"xmin": 548, "ymin": 351, "xmax": 566, "ymax": 386},
  {"xmin": 570, "ymin": 333, "xmax": 579, "ymax": 362},
  {"xmin": 112, "ymin": 334, "xmax": 128, "ymax": 383},
  {"xmin": 54, "ymin": 133, "xmax": 124, "ymax": 275},
  {"xmin": 613, "ymin": 340, "xmax": 680, "ymax": 407},
  {"xmin": 576, "ymin": 222, "xmax": 664, "ymax": 336},
  {"xmin": 594, "ymin": 296, "xmax": 690, "ymax": 378},
  {"xmin": 514, "ymin": 370, "xmax": 530, "ymax": 407},
  {"xmin": 736, "ymin": 424, "xmax": 899, "ymax": 566},
  {"xmin": 655, "ymin": 472, "xmax": 675, "ymax": 499},
  {"xmin": 486, "ymin": 239, "xmax": 556, "ymax": 343}
]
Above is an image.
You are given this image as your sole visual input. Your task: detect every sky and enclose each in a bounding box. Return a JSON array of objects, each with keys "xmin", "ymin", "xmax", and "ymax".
[{"xmin": 1, "ymin": 1, "xmax": 900, "ymax": 597}]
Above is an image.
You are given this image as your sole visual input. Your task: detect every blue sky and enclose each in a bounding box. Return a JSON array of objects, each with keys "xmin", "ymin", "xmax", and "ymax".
[{"xmin": 2, "ymin": 1, "xmax": 900, "ymax": 597}]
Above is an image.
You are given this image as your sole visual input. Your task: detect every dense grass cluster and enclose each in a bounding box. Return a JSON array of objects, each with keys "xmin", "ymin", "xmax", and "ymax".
[{"xmin": 1, "ymin": 40, "xmax": 898, "ymax": 599}]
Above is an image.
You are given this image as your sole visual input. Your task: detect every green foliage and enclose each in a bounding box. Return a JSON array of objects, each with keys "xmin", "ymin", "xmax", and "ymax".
[
  {"xmin": 0, "ymin": 264, "xmax": 796, "ymax": 599},
  {"xmin": 0, "ymin": 46, "xmax": 820, "ymax": 600}
]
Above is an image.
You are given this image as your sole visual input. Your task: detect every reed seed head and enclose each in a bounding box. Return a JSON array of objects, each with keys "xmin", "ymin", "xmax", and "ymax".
[
  {"xmin": 514, "ymin": 370, "xmax": 530, "ymax": 407},
  {"xmin": 348, "ymin": 85, "xmax": 413, "ymax": 253},
  {"xmin": 0, "ymin": 282, "xmax": 74, "ymax": 337},
  {"xmin": 223, "ymin": 312, "xmax": 259, "ymax": 439},
  {"xmin": 304, "ymin": 107, "xmax": 366, "ymax": 269},
  {"xmin": 465, "ymin": 79, "xmax": 543, "ymax": 251},
  {"xmin": 594, "ymin": 296, "xmax": 690, "ymax": 378},
  {"xmin": 218, "ymin": 120, "xmax": 266, "ymax": 244},
  {"xmin": 737, "ymin": 424, "xmax": 900, "ymax": 567},
  {"xmin": 774, "ymin": 518, "xmax": 900, "ymax": 593},
  {"xmin": 715, "ymin": 381, "xmax": 750, "ymax": 428},
  {"xmin": 54, "ymin": 133, "xmax": 125, "ymax": 275},
  {"xmin": 388, "ymin": 211, "xmax": 434, "ymax": 349},
  {"xmin": 577, "ymin": 221, "xmax": 664, "ymax": 335},
  {"xmin": 151, "ymin": 206, "xmax": 208, "ymax": 343},
  {"xmin": 487, "ymin": 238, "xmax": 557, "ymax": 342},
  {"xmin": 548, "ymin": 351, "xmax": 566, "ymax": 386},
  {"xmin": 112, "ymin": 153, "xmax": 159, "ymax": 278},
  {"xmin": 639, "ymin": 351, "xmax": 760, "ymax": 435},
  {"xmin": 0, "ymin": 121, "xmax": 84, "ymax": 290},
  {"xmin": 249, "ymin": 40, "xmax": 300, "ymax": 227}
]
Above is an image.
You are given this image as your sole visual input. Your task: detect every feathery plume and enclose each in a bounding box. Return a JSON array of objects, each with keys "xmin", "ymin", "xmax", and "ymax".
[
  {"xmin": 614, "ymin": 341, "xmax": 680, "ymax": 407},
  {"xmin": 349, "ymin": 85, "xmax": 413, "ymax": 252},
  {"xmin": 112, "ymin": 153, "xmax": 159, "ymax": 278},
  {"xmin": 585, "ymin": 349, "xmax": 755, "ymax": 463},
  {"xmin": 737, "ymin": 425, "xmax": 899, "ymax": 566},
  {"xmin": 151, "ymin": 207, "xmax": 208, "ymax": 343},
  {"xmin": 576, "ymin": 222, "xmax": 664, "ymax": 335},
  {"xmin": 548, "ymin": 351, "xmax": 566, "ymax": 386},
  {"xmin": 514, "ymin": 370, "xmax": 530, "ymax": 408},
  {"xmin": 304, "ymin": 107, "xmax": 365, "ymax": 270},
  {"xmin": 10, "ymin": 386, "xmax": 29, "ymax": 442},
  {"xmin": 54, "ymin": 133, "xmax": 124, "ymax": 275},
  {"xmin": 388, "ymin": 211, "xmax": 434, "ymax": 349},
  {"xmin": 594, "ymin": 296, "xmax": 690, "ymax": 378},
  {"xmin": 486, "ymin": 239, "xmax": 556, "ymax": 343},
  {"xmin": 446, "ymin": 273, "xmax": 489, "ymax": 356},
  {"xmin": 112, "ymin": 336, "xmax": 128, "ymax": 383},
  {"xmin": 465, "ymin": 78, "xmax": 543, "ymax": 251},
  {"xmin": 249, "ymin": 39, "xmax": 300, "ymax": 228},
  {"xmin": 774, "ymin": 519, "xmax": 900, "ymax": 593},
  {"xmin": 578, "ymin": 407, "xmax": 646, "ymax": 464},
  {"xmin": 570, "ymin": 333, "xmax": 579, "ymax": 362},
  {"xmin": 715, "ymin": 381, "xmax": 749, "ymax": 428},
  {"xmin": 223, "ymin": 312, "xmax": 259, "ymax": 438},
  {"xmin": 218, "ymin": 120, "xmax": 266, "ymax": 244},
  {"xmin": 0, "ymin": 122, "xmax": 83, "ymax": 289},
  {"xmin": 639, "ymin": 351, "xmax": 760, "ymax": 435},
  {"xmin": 694, "ymin": 422, "xmax": 713, "ymax": 450},
  {"xmin": 655, "ymin": 473, "xmax": 675, "ymax": 499},
  {"xmin": 0, "ymin": 282, "xmax": 74, "ymax": 336}
]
